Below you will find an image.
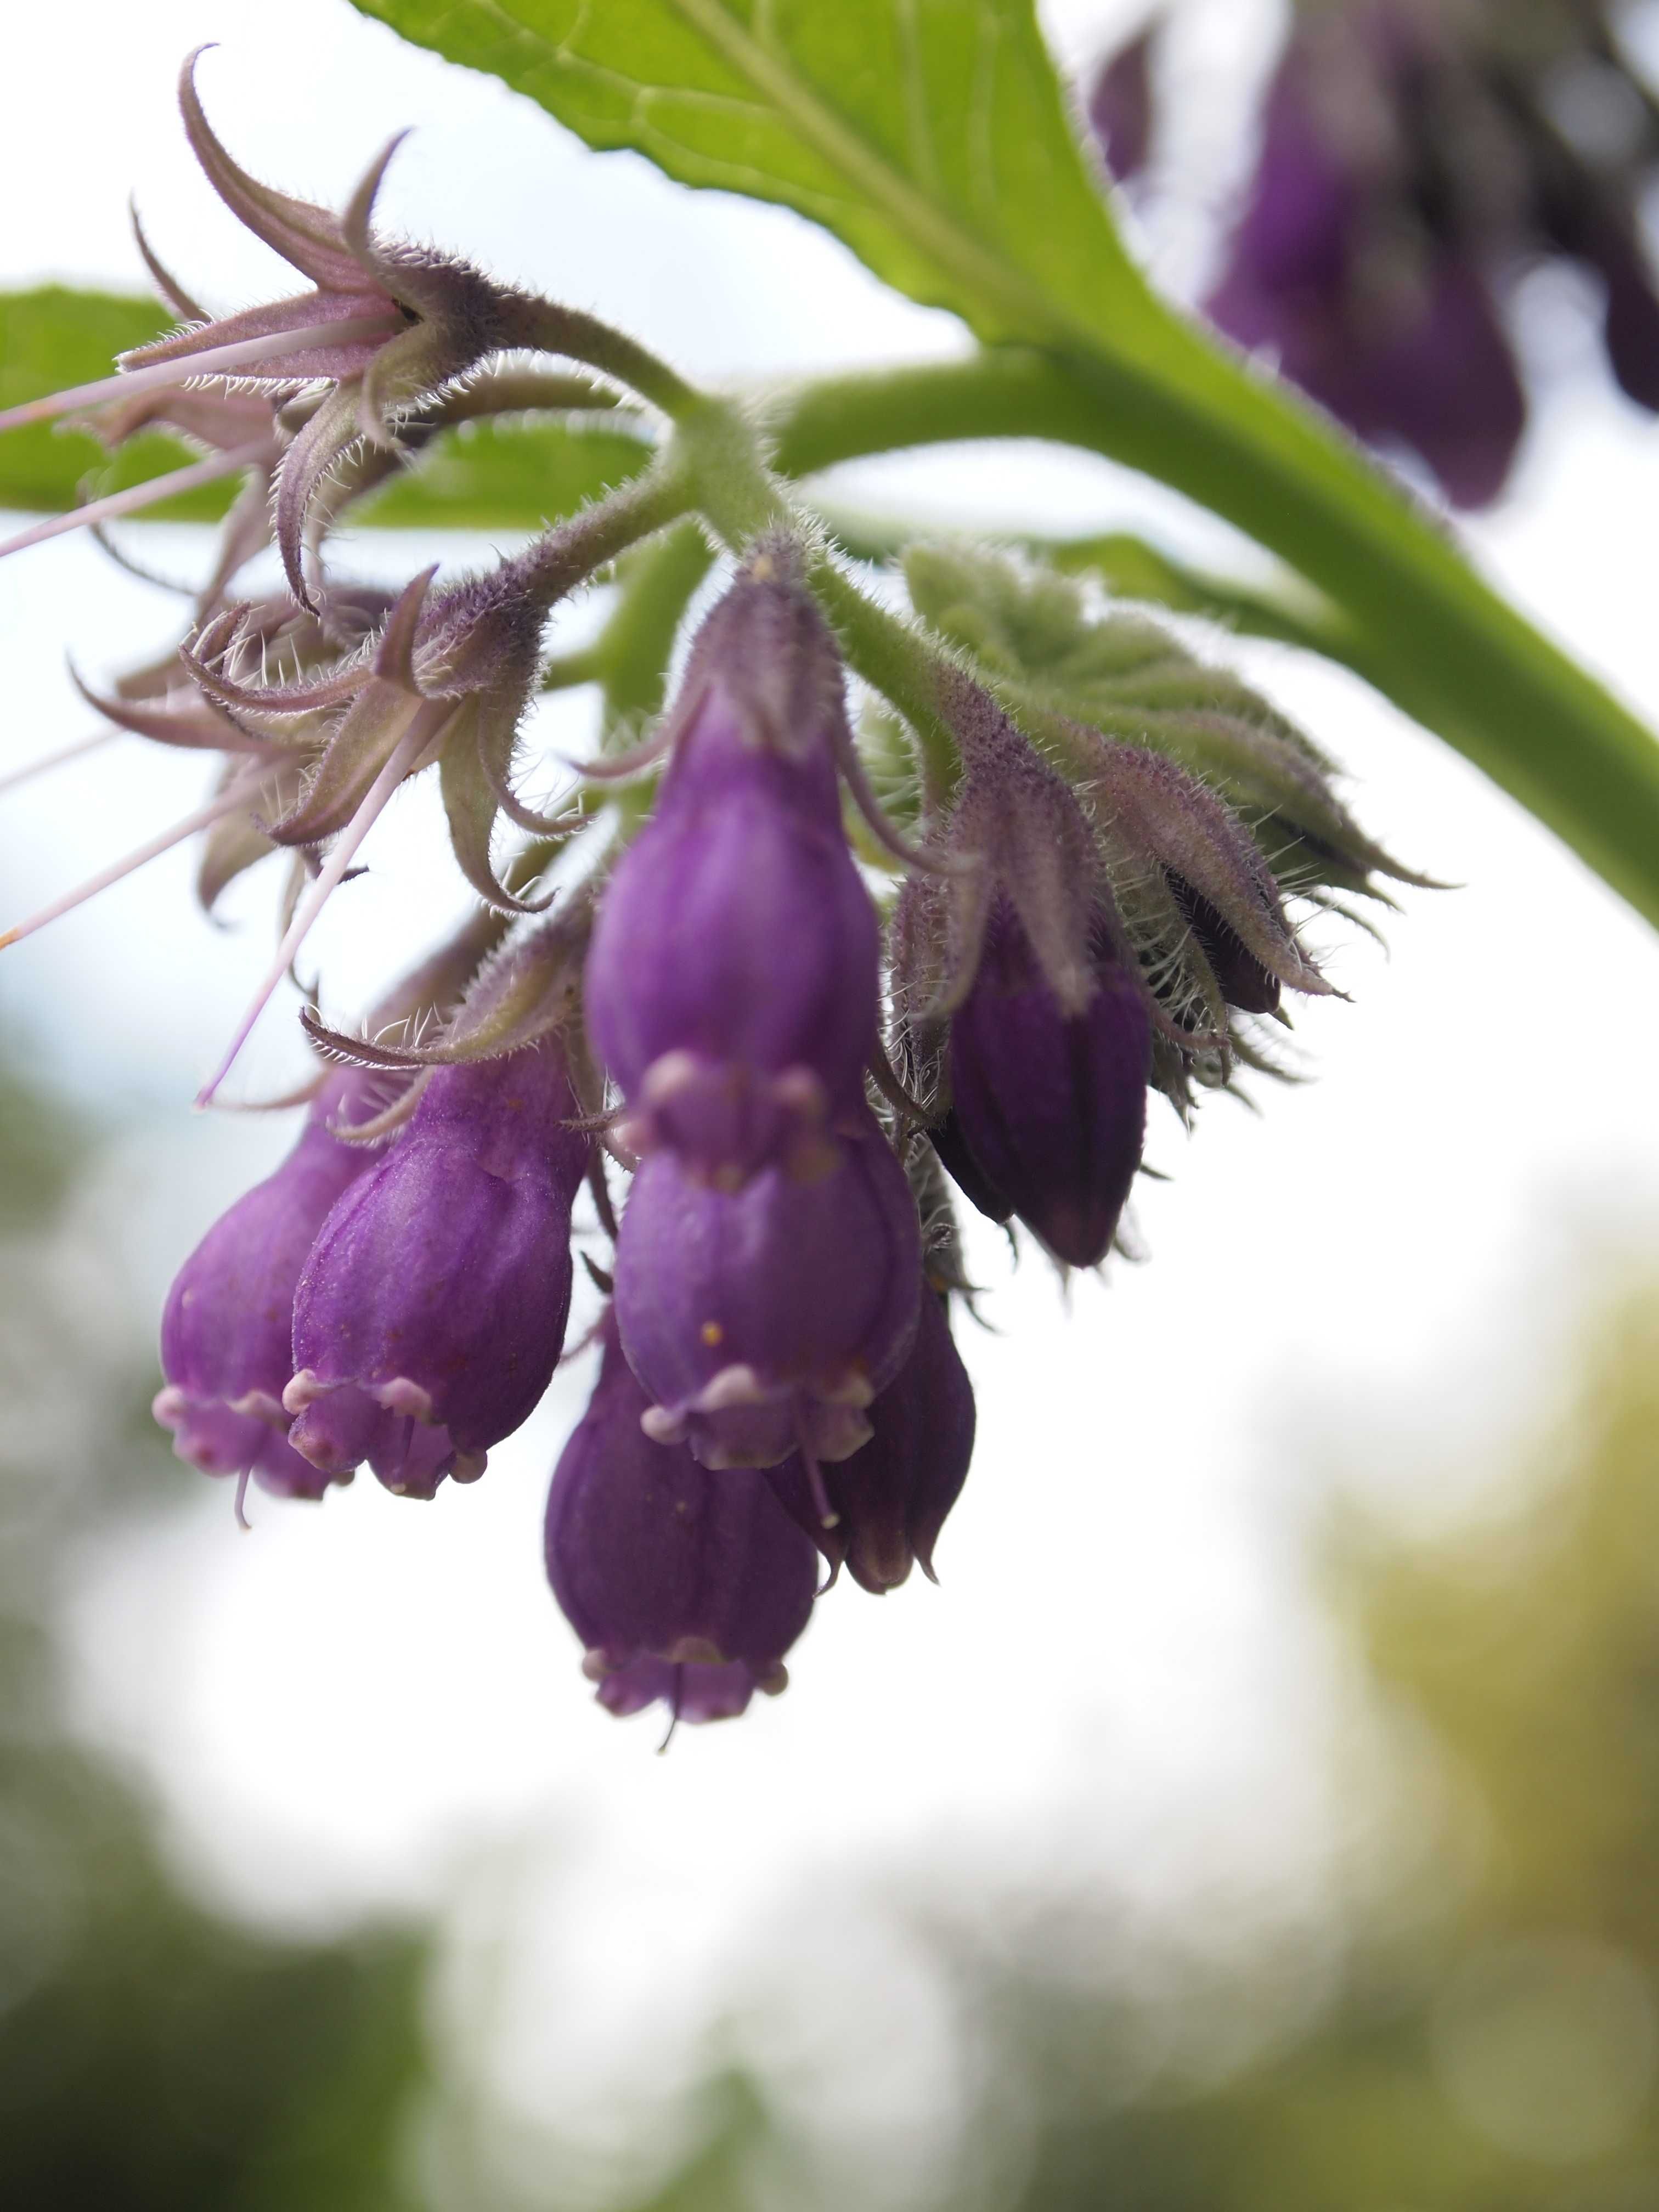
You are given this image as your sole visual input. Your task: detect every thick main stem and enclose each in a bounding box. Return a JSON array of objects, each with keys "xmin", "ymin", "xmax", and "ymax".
[{"xmin": 771, "ymin": 343, "xmax": 1659, "ymax": 931}]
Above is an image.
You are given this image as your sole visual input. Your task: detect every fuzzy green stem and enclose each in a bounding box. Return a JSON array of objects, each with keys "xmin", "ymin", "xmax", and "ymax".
[
  {"xmin": 515, "ymin": 301, "xmax": 702, "ymax": 422},
  {"xmin": 669, "ymin": 398, "xmax": 964, "ymax": 800},
  {"xmin": 592, "ymin": 520, "xmax": 715, "ymax": 742},
  {"xmin": 805, "ymin": 565, "xmax": 960, "ymax": 805},
  {"xmin": 523, "ymin": 456, "xmax": 696, "ymax": 609}
]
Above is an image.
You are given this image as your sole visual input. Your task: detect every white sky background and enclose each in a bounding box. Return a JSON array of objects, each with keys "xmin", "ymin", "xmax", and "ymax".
[{"xmin": 3, "ymin": 0, "xmax": 1659, "ymax": 2197}]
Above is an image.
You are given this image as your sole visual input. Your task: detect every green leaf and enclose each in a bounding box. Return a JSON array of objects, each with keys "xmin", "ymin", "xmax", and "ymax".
[
  {"xmin": 346, "ymin": 0, "xmax": 1146, "ymax": 349},
  {"xmin": 352, "ymin": 415, "xmax": 653, "ymax": 530},
  {"xmin": 0, "ymin": 286, "xmax": 219, "ymax": 520},
  {"xmin": 0, "ymin": 286, "xmax": 654, "ymax": 532}
]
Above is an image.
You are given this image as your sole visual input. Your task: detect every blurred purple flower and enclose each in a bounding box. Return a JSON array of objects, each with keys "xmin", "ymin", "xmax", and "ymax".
[
  {"xmin": 1088, "ymin": 23, "xmax": 1156, "ymax": 185},
  {"xmin": 1205, "ymin": 15, "xmax": 1527, "ymax": 507}
]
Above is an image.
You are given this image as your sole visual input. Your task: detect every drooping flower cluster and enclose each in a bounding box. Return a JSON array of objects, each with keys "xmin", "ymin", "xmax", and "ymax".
[
  {"xmin": 0, "ymin": 59, "xmax": 1409, "ymax": 1734},
  {"xmin": 157, "ymin": 916, "xmax": 590, "ymax": 1513},
  {"xmin": 1094, "ymin": 1, "xmax": 1659, "ymax": 506}
]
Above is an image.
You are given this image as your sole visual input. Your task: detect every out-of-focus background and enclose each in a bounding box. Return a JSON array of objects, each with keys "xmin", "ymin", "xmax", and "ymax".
[{"xmin": 2, "ymin": 0, "xmax": 1658, "ymax": 2202}]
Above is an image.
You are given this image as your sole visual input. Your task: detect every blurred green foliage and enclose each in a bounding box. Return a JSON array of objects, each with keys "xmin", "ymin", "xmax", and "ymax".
[
  {"xmin": 0, "ymin": 1048, "xmax": 433, "ymax": 2209},
  {"xmin": 908, "ymin": 1279, "xmax": 1659, "ymax": 2212}
]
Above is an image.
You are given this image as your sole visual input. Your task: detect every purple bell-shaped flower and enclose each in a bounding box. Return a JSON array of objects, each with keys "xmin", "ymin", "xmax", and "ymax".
[
  {"xmin": 584, "ymin": 555, "xmax": 880, "ymax": 1188},
  {"xmin": 1204, "ymin": 12, "xmax": 1527, "ymax": 509},
  {"xmin": 285, "ymin": 1041, "xmax": 588, "ymax": 1497},
  {"xmin": 545, "ymin": 1312, "xmax": 819, "ymax": 1724},
  {"xmin": 932, "ymin": 897, "xmax": 1150, "ymax": 1269},
  {"xmin": 154, "ymin": 1068, "xmax": 383, "ymax": 1505},
  {"xmin": 612, "ymin": 1107, "xmax": 922, "ymax": 1477},
  {"xmin": 769, "ymin": 1285, "xmax": 976, "ymax": 1593}
]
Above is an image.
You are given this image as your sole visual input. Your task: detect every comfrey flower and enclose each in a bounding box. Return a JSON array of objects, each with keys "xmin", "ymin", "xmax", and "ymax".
[
  {"xmin": 545, "ymin": 1311, "xmax": 819, "ymax": 1726},
  {"xmin": 153, "ymin": 917, "xmax": 504, "ymax": 1515},
  {"xmin": 1119, "ymin": 0, "xmax": 1659, "ymax": 506},
  {"xmin": 768, "ymin": 1285, "xmax": 975, "ymax": 1594},
  {"xmin": 916, "ymin": 893, "xmax": 1150, "ymax": 1270},
  {"xmin": 612, "ymin": 1104, "xmax": 922, "ymax": 1483},
  {"xmin": 154, "ymin": 1067, "xmax": 384, "ymax": 1516},
  {"xmin": 585, "ymin": 546, "xmax": 886, "ymax": 1188},
  {"xmin": 0, "ymin": 52, "xmax": 1420, "ymax": 1739},
  {"xmin": 285, "ymin": 1026, "xmax": 589, "ymax": 1498}
]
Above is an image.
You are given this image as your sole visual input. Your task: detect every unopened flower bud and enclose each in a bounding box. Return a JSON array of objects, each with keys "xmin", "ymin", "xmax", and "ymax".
[
  {"xmin": 613, "ymin": 1108, "xmax": 921, "ymax": 1472},
  {"xmin": 769, "ymin": 1286, "xmax": 975, "ymax": 1593},
  {"xmin": 1170, "ymin": 876, "xmax": 1281, "ymax": 1016},
  {"xmin": 585, "ymin": 555, "xmax": 879, "ymax": 1187},
  {"xmin": 934, "ymin": 894, "xmax": 1150, "ymax": 1268},
  {"xmin": 286, "ymin": 1041, "xmax": 588, "ymax": 1496},
  {"xmin": 545, "ymin": 1313, "xmax": 817, "ymax": 1723},
  {"xmin": 891, "ymin": 680, "xmax": 1153, "ymax": 1267}
]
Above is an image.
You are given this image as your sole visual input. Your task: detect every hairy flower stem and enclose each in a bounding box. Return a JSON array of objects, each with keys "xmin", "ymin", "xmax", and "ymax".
[
  {"xmin": 806, "ymin": 567, "xmax": 961, "ymax": 808},
  {"xmin": 516, "ymin": 302, "xmax": 701, "ymax": 422},
  {"xmin": 672, "ymin": 396, "xmax": 966, "ymax": 805},
  {"xmin": 592, "ymin": 521, "xmax": 715, "ymax": 741},
  {"xmin": 521, "ymin": 457, "xmax": 697, "ymax": 614}
]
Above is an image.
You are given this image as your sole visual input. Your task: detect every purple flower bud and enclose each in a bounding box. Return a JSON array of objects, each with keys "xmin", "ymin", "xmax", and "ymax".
[
  {"xmin": 154, "ymin": 1069, "xmax": 380, "ymax": 1503},
  {"xmin": 545, "ymin": 1314, "xmax": 818, "ymax": 1724},
  {"xmin": 1170, "ymin": 876, "xmax": 1281, "ymax": 1015},
  {"xmin": 584, "ymin": 560, "xmax": 879, "ymax": 1187},
  {"xmin": 1204, "ymin": 19, "xmax": 1527, "ymax": 508},
  {"xmin": 1088, "ymin": 26, "xmax": 1155, "ymax": 185},
  {"xmin": 612, "ymin": 1109, "xmax": 922, "ymax": 1473},
  {"xmin": 285, "ymin": 1042, "xmax": 588, "ymax": 1496},
  {"xmin": 933, "ymin": 896, "xmax": 1150, "ymax": 1270},
  {"xmin": 769, "ymin": 1286, "xmax": 975, "ymax": 1594}
]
